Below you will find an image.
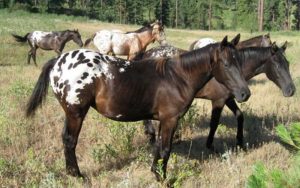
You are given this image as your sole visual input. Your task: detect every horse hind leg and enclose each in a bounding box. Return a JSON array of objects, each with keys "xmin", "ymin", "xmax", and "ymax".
[
  {"xmin": 27, "ymin": 50, "xmax": 32, "ymax": 65},
  {"xmin": 31, "ymin": 48, "xmax": 37, "ymax": 66},
  {"xmin": 62, "ymin": 106, "xmax": 89, "ymax": 177}
]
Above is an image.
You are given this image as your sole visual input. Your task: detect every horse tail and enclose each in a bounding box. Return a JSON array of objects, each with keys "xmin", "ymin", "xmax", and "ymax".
[
  {"xmin": 11, "ymin": 33, "xmax": 30, "ymax": 43},
  {"xmin": 26, "ymin": 58, "xmax": 57, "ymax": 117},
  {"xmin": 84, "ymin": 33, "xmax": 96, "ymax": 47},
  {"xmin": 189, "ymin": 40, "xmax": 198, "ymax": 51}
]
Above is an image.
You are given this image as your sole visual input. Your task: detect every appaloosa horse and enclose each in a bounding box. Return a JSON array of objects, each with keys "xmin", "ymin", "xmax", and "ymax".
[
  {"xmin": 143, "ymin": 41, "xmax": 295, "ymax": 149},
  {"xmin": 26, "ymin": 36, "xmax": 250, "ymax": 180},
  {"xmin": 12, "ymin": 29, "xmax": 83, "ymax": 66},
  {"xmin": 84, "ymin": 20, "xmax": 166, "ymax": 60},
  {"xmin": 189, "ymin": 33, "xmax": 271, "ymax": 50}
]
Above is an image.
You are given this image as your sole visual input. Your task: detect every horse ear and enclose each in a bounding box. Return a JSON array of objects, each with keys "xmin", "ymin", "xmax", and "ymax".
[
  {"xmin": 231, "ymin": 33, "xmax": 240, "ymax": 46},
  {"xmin": 271, "ymin": 42, "xmax": 278, "ymax": 53},
  {"xmin": 220, "ymin": 36, "xmax": 228, "ymax": 50},
  {"xmin": 281, "ymin": 41, "xmax": 288, "ymax": 52}
]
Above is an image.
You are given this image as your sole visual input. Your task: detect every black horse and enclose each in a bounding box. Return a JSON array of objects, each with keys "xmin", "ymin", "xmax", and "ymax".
[
  {"xmin": 12, "ymin": 29, "xmax": 83, "ymax": 66},
  {"xmin": 25, "ymin": 36, "xmax": 250, "ymax": 180}
]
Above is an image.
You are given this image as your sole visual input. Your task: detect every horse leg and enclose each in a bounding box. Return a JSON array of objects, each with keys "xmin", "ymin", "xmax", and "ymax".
[
  {"xmin": 225, "ymin": 98, "xmax": 244, "ymax": 147},
  {"xmin": 151, "ymin": 117, "xmax": 178, "ymax": 181},
  {"xmin": 32, "ymin": 48, "xmax": 37, "ymax": 66},
  {"xmin": 206, "ymin": 99, "xmax": 225, "ymax": 149},
  {"xmin": 62, "ymin": 107, "xmax": 89, "ymax": 177},
  {"xmin": 27, "ymin": 49, "xmax": 32, "ymax": 65},
  {"xmin": 143, "ymin": 120, "xmax": 156, "ymax": 144}
]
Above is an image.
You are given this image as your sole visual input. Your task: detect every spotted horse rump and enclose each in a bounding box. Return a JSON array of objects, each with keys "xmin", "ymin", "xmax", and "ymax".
[{"xmin": 50, "ymin": 49, "xmax": 130, "ymax": 106}]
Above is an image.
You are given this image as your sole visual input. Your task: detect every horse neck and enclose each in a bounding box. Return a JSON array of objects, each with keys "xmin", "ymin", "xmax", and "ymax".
[
  {"xmin": 175, "ymin": 48, "xmax": 213, "ymax": 92},
  {"xmin": 60, "ymin": 31, "xmax": 73, "ymax": 43},
  {"xmin": 239, "ymin": 47, "xmax": 271, "ymax": 80},
  {"xmin": 136, "ymin": 30, "xmax": 155, "ymax": 50}
]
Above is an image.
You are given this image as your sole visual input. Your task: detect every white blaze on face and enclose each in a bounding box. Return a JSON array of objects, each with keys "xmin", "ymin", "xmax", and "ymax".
[
  {"xmin": 31, "ymin": 31, "xmax": 52, "ymax": 43},
  {"xmin": 194, "ymin": 38, "xmax": 217, "ymax": 49},
  {"xmin": 50, "ymin": 49, "xmax": 118, "ymax": 105}
]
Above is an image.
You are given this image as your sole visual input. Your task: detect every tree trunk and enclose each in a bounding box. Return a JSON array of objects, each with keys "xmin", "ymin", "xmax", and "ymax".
[
  {"xmin": 208, "ymin": 0, "xmax": 212, "ymax": 30},
  {"xmin": 175, "ymin": 0, "xmax": 178, "ymax": 28}
]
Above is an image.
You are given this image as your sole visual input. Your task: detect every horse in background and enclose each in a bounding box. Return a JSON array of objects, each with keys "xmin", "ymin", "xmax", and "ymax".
[
  {"xmin": 84, "ymin": 20, "xmax": 166, "ymax": 60},
  {"xmin": 26, "ymin": 36, "xmax": 250, "ymax": 180},
  {"xmin": 12, "ymin": 29, "xmax": 83, "ymax": 66},
  {"xmin": 189, "ymin": 33, "xmax": 271, "ymax": 50}
]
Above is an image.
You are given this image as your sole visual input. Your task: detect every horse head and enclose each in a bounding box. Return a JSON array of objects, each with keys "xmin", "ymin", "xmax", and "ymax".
[
  {"xmin": 70, "ymin": 29, "xmax": 83, "ymax": 47},
  {"xmin": 264, "ymin": 41, "xmax": 295, "ymax": 97},
  {"xmin": 212, "ymin": 35, "xmax": 251, "ymax": 102},
  {"xmin": 151, "ymin": 20, "xmax": 166, "ymax": 45}
]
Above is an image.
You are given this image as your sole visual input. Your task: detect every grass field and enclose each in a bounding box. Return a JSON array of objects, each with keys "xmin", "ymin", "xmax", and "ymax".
[{"xmin": 0, "ymin": 9, "xmax": 300, "ymax": 187}]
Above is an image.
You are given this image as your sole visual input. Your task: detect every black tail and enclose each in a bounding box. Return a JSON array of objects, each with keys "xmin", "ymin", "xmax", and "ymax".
[
  {"xmin": 26, "ymin": 58, "xmax": 57, "ymax": 117},
  {"xmin": 11, "ymin": 33, "xmax": 30, "ymax": 43},
  {"xmin": 84, "ymin": 33, "xmax": 96, "ymax": 47}
]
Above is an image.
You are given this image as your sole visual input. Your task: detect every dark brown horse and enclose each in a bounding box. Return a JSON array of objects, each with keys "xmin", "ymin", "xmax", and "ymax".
[
  {"xmin": 189, "ymin": 33, "xmax": 271, "ymax": 50},
  {"xmin": 12, "ymin": 29, "xmax": 83, "ymax": 66},
  {"xmin": 144, "ymin": 41, "xmax": 295, "ymax": 149},
  {"xmin": 26, "ymin": 36, "xmax": 250, "ymax": 180},
  {"xmin": 84, "ymin": 20, "xmax": 166, "ymax": 60}
]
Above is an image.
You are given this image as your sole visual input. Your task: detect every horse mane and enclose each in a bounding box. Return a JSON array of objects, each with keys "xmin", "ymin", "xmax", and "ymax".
[
  {"xmin": 179, "ymin": 43, "xmax": 217, "ymax": 72},
  {"xmin": 126, "ymin": 24, "xmax": 152, "ymax": 34},
  {"xmin": 238, "ymin": 47, "xmax": 272, "ymax": 66}
]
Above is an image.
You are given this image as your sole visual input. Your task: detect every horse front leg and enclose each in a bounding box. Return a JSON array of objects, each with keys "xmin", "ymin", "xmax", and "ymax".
[
  {"xmin": 206, "ymin": 99, "xmax": 225, "ymax": 149},
  {"xmin": 62, "ymin": 107, "xmax": 88, "ymax": 177},
  {"xmin": 225, "ymin": 98, "xmax": 244, "ymax": 147},
  {"xmin": 151, "ymin": 117, "xmax": 178, "ymax": 181},
  {"xmin": 143, "ymin": 120, "xmax": 156, "ymax": 144}
]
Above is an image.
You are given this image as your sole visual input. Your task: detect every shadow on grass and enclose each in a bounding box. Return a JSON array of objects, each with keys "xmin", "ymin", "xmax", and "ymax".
[{"xmin": 172, "ymin": 110, "xmax": 300, "ymax": 161}]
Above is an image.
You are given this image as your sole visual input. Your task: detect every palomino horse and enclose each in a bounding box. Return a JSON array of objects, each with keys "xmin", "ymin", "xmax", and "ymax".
[
  {"xmin": 26, "ymin": 36, "xmax": 250, "ymax": 180},
  {"xmin": 143, "ymin": 40, "xmax": 295, "ymax": 149},
  {"xmin": 84, "ymin": 20, "xmax": 166, "ymax": 60},
  {"xmin": 12, "ymin": 30, "xmax": 83, "ymax": 66},
  {"xmin": 189, "ymin": 33, "xmax": 271, "ymax": 50}
]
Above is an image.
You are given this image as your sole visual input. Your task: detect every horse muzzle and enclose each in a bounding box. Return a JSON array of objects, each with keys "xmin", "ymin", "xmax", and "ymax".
[
  {"xmin": 283, "ymin": 83, "xmax": 296, "ymax": 97},
  {"xmin": 233, "ymin": 87, "xmax": 251, "ymax": 103}
]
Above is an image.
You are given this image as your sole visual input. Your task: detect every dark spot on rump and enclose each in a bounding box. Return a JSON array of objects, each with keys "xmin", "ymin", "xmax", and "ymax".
[
  {"xmin": 81, "ymin": 72, "xmax": 89, "ymax": 80},
  {"xmin": 65, "ymin": 85, "xmax": 71, "ymax": 92},
  {"xmin": 58, "ymin": 53, "xmax": 69, "ymax": 71},
  {"xmin": 83, "ymin": 59, "xmax": 90, "ymax": 64},
  {"xmin": 77, "ymin": 80, "xmax": 82, "ymax": 84},
  {"xmin": 75, "ymin": 88, "xmax": 81, "ymax": 93},
  {"xmin": 93, "ymin": 58, "xmax": 100, "ymax": 64},
  {"xmin": 71, "ymin": 50, "xmax": 79, "ymax": 58},
  {"xmin": 68, "ymin": 63, "xmax": 73, "ymax": 69},
  {"xmin": 99, "ymin": 55, "xmax": 106, "ymax": 62},
  {"xmin": 105, "ymin": 56, "xmax": 111, "ymax": 61},
  {"xmin": 77, "ymin": 53, "xmax": 85, "ymax": 61},
  {"xmin": 87, "ymin": 63, "xmax": 93, "ymax": 67},
  {"xmin": 59, "ymin": 83, "xmax": 63, "ymax": 89},
  {"xmin": 64, "ymin": 80, "xmax": 69, "ymax": 85}
]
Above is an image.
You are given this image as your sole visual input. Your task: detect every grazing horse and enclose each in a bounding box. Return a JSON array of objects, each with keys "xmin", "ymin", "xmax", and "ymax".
[
  {"xmin": 26, "ymin": 36, "xmax": 250, "ymax": 180},
  {"xmin": 84, "ymin": 20, "xmax": 166, "ymax": 60},
  {"xmin": 12, "ymin": 29, "xmax": 83, "ymax": 66},
  {"xmin": 143, "ymin": 41, "xmax": 295, "ymax": 149},
  {"xmin": 189, "ymin": 33, "xmax": 271, "ymax": 50}
]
